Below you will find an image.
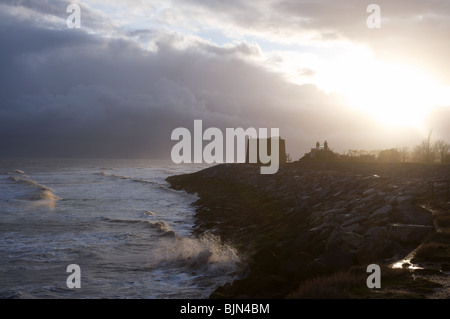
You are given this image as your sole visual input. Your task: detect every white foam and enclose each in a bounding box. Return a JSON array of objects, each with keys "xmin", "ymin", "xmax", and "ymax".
[
  {"xmin": 8, "ymin": 175, "xmax": 61, "ymax": 201},
  {"xmin": 147, "ymin": 234, "xmax": 242, "ymax": 276}
]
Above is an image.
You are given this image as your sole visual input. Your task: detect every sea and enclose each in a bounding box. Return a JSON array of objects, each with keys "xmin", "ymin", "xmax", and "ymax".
[{"xmin": 0, "ymin": 158, "xmax": 242, "ymax": 299}]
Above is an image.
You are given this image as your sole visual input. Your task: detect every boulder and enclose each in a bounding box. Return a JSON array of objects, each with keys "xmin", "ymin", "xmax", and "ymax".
[
  {"xmin": 360, "ymin": 226, "xmax": 396, "ymax": 260},
  {"xmin": 395, "ymin": 194, "xmax": 414, "ymax": 205},
  {"xmin": 342, "ymin": 212, "xmax": 369, "ymax": 227},
  {"xmin": 363, "ymin": 188, "xmax": 376, "ymax": 196},
  {"xmin": 308, "ymin": 211, "xmax": 323, "ymax": 226},
  {"xmin": 343, "ymin": 222, "xmax": 363, "ymax": 233},
  {"xmin": 394, "ymin": 203, "xmax": 433, "ymax": 226},
  {"xmin": 320, "ymin": 247, "xmax": 358, "ymax": 270},
  {"xmin": 388, "ymin": 224, "xmax": 434, "ymax": 244},
  {"xmin": 358, "ymin": 237, "xmax": 401, "ymax": 261},
  {"xmin": 365, "ymin": 226, "xmax": 390, "ymax": 239},
  {"xmin": 322, "ymin": 208, "xmax": 347, "ymax": 216},
  {"xmin": 326, "ymin": 227, "xmax": 365, "ymax": 251},
  {"xmin": 369, "ymin": 204, "xmax": 393, "ymax": 219}
]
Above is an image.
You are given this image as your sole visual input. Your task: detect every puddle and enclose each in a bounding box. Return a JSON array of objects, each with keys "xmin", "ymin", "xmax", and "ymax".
[
  {"xmin": 390, "ymin": 249, "xmax": 424, "ymax": 270},
  {"xmin": 391, "ymin": 258, "xmax": 424, "ymax": 270}
]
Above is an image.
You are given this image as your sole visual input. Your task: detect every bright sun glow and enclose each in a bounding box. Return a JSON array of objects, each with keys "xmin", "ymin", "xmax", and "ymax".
[{"xmin": 314, "ymin": 47, "xmax": 450, "ymax": 129}]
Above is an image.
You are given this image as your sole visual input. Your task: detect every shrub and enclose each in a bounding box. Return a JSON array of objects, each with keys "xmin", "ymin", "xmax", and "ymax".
[{"xmin": 287, "ymin": 271, "xmax": 365, "ymax": 299}]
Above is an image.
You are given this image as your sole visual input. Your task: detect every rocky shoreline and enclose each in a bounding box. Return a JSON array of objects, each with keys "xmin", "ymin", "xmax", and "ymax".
[{"xmin": 167, "ymin": 161, "xmax": 450, "ymax": 298}]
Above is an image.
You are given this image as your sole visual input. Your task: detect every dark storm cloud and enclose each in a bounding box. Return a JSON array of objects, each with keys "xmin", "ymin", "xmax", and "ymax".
[
  {"xmin": 1, "ymin": 2, "xmax": 442, "ymax": 159},
  {"xmin": 0, "ymin": 0, "xmax": 115, "ymax": 31},
  {"xmin": 0, "ymin": 0, "xmax": 68, "ymax": 17}
]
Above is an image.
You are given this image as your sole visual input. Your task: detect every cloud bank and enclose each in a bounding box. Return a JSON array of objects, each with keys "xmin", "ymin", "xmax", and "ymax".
[{"xmin": 0, "ymin": 1, "xmax": 448, "ymax": 159}]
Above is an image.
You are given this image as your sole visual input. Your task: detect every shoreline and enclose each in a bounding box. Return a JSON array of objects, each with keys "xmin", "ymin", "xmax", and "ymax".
[{"xmin": 167, "ymin": 161, "xmax": 450, "ymax": 298}]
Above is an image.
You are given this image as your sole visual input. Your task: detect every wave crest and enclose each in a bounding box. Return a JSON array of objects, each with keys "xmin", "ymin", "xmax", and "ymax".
[
  {"xmin": 148, "ymin": 234, "xmax": 242, "ymax": 276},
  {"xmin": 7, "ymin": 174, "xmax": 61, "ymax": 201},
  {"xmin": 101, "ymin": 217, "xmax": 176, "ymax": 236}
]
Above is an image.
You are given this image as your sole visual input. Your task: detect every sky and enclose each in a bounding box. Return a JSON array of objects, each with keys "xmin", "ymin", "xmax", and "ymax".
[{"xmin": 1, "ymin": 0, "xmax": 449, "ymax": 160}]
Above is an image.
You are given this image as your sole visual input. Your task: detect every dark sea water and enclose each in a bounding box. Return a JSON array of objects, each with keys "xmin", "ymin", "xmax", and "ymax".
[{"xmin": 0, "ymin": 158, "xmax": 241, "ymax": 299}]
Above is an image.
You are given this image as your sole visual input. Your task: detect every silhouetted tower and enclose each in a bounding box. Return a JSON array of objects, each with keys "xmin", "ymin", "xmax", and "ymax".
[
  {"xmin": 324, "ymin": 140, "xmax": 328, "ymax": 151},
  {"xmin": 316, "ymin": 141, "xmax": 320, "ymax": 149}
]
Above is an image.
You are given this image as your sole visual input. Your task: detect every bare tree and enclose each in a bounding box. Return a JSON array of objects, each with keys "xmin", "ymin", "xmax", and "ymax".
[
  {"xmin": 398, "ymin": 147, "xmax": 410, "ymax": 162},
  {"xmin": 413, "ymin": 130, "xmax": 437, "ymax": 163},
  {"xmin": 434, "ymin": 139, "xmax": 450, "ymax": 163}
]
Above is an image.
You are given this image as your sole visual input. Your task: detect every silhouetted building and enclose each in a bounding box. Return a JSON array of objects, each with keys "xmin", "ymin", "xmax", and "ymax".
[
  {"xmin": 245, "ymin": 137, "xmax": 287, "ymax": 165},
  {"xmin": 300, "ymin": 140, "xmax": 337, "ymax": 161}
]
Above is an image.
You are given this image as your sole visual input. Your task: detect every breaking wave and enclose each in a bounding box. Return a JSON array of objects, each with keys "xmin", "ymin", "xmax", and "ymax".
[
  {"xmin": 7, "ymin": 172, "xmax": 61, "ymax": 201},
  {"xmin": 100, "ymin": 217, "xmax": 243, "ymax": 281},
  {"xmin": 101, "ymin": 217, "xmax": 176, "ymax": 236},
  {"xmin": 147, "ymin": 234, "xmax": 243, "ymax": 276}
]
